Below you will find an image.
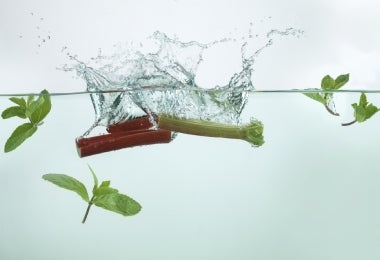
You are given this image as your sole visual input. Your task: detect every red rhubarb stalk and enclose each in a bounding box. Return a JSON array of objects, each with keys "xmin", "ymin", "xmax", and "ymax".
[
  {"xmin": 107, "ymin": 115, "xmax": 157, "ymax": 133},
  {"xmin": 76, "ymin": 129, "xmax": 172, "ymax": 157}
]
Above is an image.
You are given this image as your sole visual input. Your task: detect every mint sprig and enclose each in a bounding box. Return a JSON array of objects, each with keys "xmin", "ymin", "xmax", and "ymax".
[
  {"xmin": 42, "ymin": 165, "xmax": 141, "ymax": 223},
  {"xmin": 342, "ymin": 93, "xmax": 380, "ymax": 126},
  {"xmin": 2, "ymin": 90, "xmax": 51, "ymax": 152},
  {"xmin": 304, "ymin": 74, "xmax": 349, "ymax": 116}
]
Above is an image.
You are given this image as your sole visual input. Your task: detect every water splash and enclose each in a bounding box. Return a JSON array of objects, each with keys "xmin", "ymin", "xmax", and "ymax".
[{"xmin": 63, "ymin": 28, "xmax": 303, "ymax": 136}]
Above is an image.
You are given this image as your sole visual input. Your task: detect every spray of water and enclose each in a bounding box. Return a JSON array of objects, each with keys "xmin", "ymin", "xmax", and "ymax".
[{"xmin": 62, "ymin": 28, "xmax": 303, "ymax": 136}]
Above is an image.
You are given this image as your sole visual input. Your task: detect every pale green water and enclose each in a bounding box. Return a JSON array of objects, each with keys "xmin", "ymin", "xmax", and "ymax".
[{"xmin": 1, "ymin": 91, "xmax": 380, "ymax": 259}]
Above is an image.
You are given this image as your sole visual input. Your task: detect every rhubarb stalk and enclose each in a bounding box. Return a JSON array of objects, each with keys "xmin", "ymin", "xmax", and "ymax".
[
  {"xmin": 76, "ymin": 129, "xmax": 172, "ymax": 157},
  {"xmin": 157, "ymin": 114, "xmax": 264, "ymax": 146}
]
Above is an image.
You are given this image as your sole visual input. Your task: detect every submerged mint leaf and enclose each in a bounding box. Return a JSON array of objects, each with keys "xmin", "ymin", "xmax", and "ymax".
[
  {"xmin": 93, "ymin": 193, "xmax": 141, "ymax": 216},
  {"xmin": 334, "ymin": 74, "xmax": 349, "ymax": 89},
  {"xmin": 26, "ymin": 95, "xmax": 44, "ymax": 118},
  {"xmin": 352, "ymin": 103, "xmax": 366, "ymax": 122},
  {"xmin": 359, "ymin": 92, "xmax": 368, "ymax": 107},
  {"xmin": 365, "ymin": 104, "xmax": 379, "ymax": 119},
  {"xmin": 94, "ymin": 180, "xmax": 118, "ymax": 196},
  {"xmin": 4, "ymin": 123, "xmax": 37, "ymax": 152},
  {"xmin": 29, "ymin": 90, "xmax": 51, "ymax": 124},
  {"xmin": 9, "ymin": 97, "xmax": 26, "ymax": 108},
  {"xmin": 1, "ymin": 106, "xmax": 26, "ymax": 119},
  {"xmin": 94, "ymin": 186, "xmax": 119, "ymax": 196},
  {"xmin": 3, "ymin": 90, "xmax": 52, "ymax": 153},
  {"xmin": 303, "ymin": 92, "xmax": 326, "ymax": 105},
  {"xmin": 349, "ymin": 93, "xmax": 379, "ymax": 124},
  {"xmin": 42, "ymin": 174, "xmax": 90, "ymax": 202},
  {"xmin": 88, "ymin": 164, "xmax": 98, "ymax": 192}
]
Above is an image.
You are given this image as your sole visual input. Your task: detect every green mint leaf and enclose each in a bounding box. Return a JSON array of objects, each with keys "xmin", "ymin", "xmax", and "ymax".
[
  {"xmin": 9, "ymin": 97, "xmax": 26, "ymax": 108},
  {"xmin": 1, "ymin": 106, "xmax": 26, "ymax": 119},
  {"xmin": 4, "ymin": 122, "xmax": 37, "ymax": 152},
  {"xmin": 359, "ymin": 93, "xmax": 368, "ymax": 107},
  {"xmin": 42, "ymin": 174, "xmax": 90, "ymax": 202},
  {"xmin": 351, "ymin": 93, "xmax": 379, "ymax": 123},
  {"xmin": 28, "ymin": 90, "xmax": 51, "ymax": 124},
  {"xmin": 88, "ymin": 165, "xmax": 98, "ymax": 192},
  {"xmin": 27, "ymin": 95, "xmax": 34, "ymax": 107},
  {"xmin": 303, "ymin": 92, "xmax": 326, "ymax": 105},
  {"xmin": 321, "ymin": 75, "xmax": 335, "ymax": 90},
  {"xmin": 94, "ymin": 186, "xmax": 119, "ymax": 196},
  {"xmin": 93, "ymin": 193, "xmax": 141, "ymax": 216},
  {"xmin": 100, "ymin": 180, "xmax": 111, "ymax": 187},
  {"xmin": 334, "ymin": 74, "xmax": 349, "ymax": 89},
  {"xmin": 26, "ymin": 96, "xmax": 44, "ymax": 117},
  {"xmin": 352, "ymin": 104, "xmax": 367, "ymax": 122},
  {"xmin": 365, "ymin": 104, "xmax": 379, "ymax": 119}
]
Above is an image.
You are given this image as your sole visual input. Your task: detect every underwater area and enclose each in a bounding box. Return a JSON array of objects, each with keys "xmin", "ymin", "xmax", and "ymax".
[{"xmin": 1, "ymin": 0, "xmax": 380, "ymax": 259}]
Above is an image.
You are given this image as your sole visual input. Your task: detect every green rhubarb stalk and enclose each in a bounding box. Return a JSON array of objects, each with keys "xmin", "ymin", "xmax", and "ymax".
[{"xmin": 157, "ymin": 114, "xmax": 264, "ymax": 147}]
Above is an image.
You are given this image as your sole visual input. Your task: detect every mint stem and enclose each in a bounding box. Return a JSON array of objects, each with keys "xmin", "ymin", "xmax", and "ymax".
[
  {"xmin": 324, "ymin": 104, "xmax": 340, "ymax": 116},
  {"xmin": 157, "ymin": 114, "xmax": 264, "ymax": 146},
  {"xmin": 341, "ymin": 120, "xmax": 357, "ymax": 126},
  {"xmin": 82, "ymin": 196, "xmax": 94, "ymax": 224}
]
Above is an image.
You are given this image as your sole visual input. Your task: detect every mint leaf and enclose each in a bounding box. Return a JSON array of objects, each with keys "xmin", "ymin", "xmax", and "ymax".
[
  {"xmin": 94, "ymin": 186, "xmax": 119, "ymax": 196},
  {"xmin": 88, "ymin": 164, "xmax": 98, "ymax": 193},
  {"xmin": 94, "ymin": 181, "xmax": 118, "ymax": 196},
  {"xmin": 4, "ymin": 123, "xmax": 37, "ymax": 152},
  {"xmin": 359, "ymin": 92, "xmax": 368, "ymax": 107},
  {"xmin": 9, "ymin": 97, "xmax": 26, "ymax": 108},
  {"xmin": 100, "ymin": 180, "xmax": 111, "ymax": 187},
  {"xmin": 29, "ymin": 90, "xmax": 51, "ymax": 124},
  {"xmin": 334, "ymin": 74, "xmax": 349, "ymax": 89},
  {"xmin": 42, "ymin": 174, "xmax": 90, "ymax": 202},
  {"xmin": 352, "ymin": 104, "xmax": 366, "ymax": 122},
  {"xmin": 304, "ymin": 92, "xmax": 326, "ymax": 105},
  {"xmin": 2, "ymin": 106, "xmax": 26, "ymax": 119},
  {"xmin": 366, "ymin": 104, "xmax": 379, "ymax": 119},
  {"xmin": 351, "ymin": 93, "xmax": 379, "ymax": 123},
  {"xmin": 321, "ymin": 75, "xmax": 335, "ymax": 89},
  {"xmin": 26, "ymin": 95, "xmax": 44, "ymax": 118},
  {"xmin": 94, "ymin": 193, "xmax": 142, "ymax": 216}
]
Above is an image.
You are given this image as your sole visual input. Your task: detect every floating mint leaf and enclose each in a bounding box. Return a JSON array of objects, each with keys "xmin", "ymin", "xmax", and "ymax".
[
  {"xmin": 304, "ymin": 73, "xmax": 349, "ymax": 116},
  {"xmin": 42, "ymin": 174, "xmax": 90, "ymax": 202},
  {"xmin": 93, "ymin": 193, "xmax": 142, "ymax": 216},
  {"xmin": 4, "ymin": 123, "xmax": 37, "ymax": 152},
  {"xmin": 1, "ymin": 106, "xmax": 26, "ymax": 119},
  {"xmin": 321, "ymin": 75, "xmax": 335, "ymax": 90},
  {"xmin": 334, "ymin": 74, "xmax": 349, "ymax": 89}
]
